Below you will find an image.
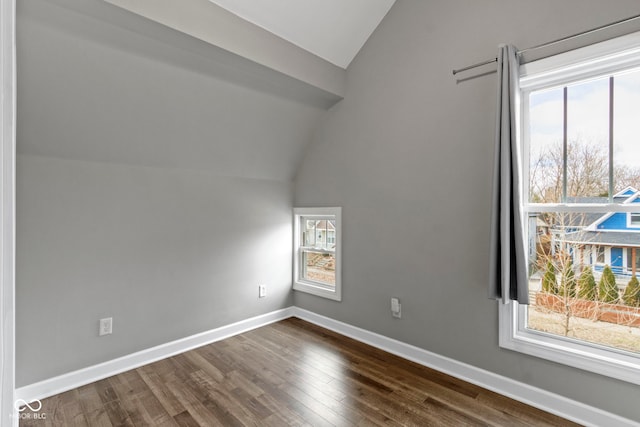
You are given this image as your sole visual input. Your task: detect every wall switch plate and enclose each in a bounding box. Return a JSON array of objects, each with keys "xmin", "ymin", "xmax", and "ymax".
[
  {"xmin": 259, "ymin": 285, "xmax": 267, "ymax": 298},
  {"xmin": 391, "ymin": 298, "xmax": 401, "ymax": 318},
  {"xmin": 99, "ymin": 317, "xmax": 113, "ymax": 336}
]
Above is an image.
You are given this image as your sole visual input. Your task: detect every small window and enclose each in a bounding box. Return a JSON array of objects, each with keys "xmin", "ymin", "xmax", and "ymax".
[
  {"xmin": 293, "ymin": 207, "xmax": 342, "ymax": 301},
  {"xmin": 631, "ymin": 213, "xmax": 640, "ymax": 226}
]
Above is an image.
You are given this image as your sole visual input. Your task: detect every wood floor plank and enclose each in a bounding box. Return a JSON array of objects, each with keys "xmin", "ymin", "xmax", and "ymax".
[
  {"xmin": 224, "ymin": 336, "xmax": 361, "ymax": 425},
  {"xmin": 137, "ymin": 389, "xmax": 178, "ymax": 426},
  {"xmin": 476, "ymin": 388, "xmax": 576, "ymax": 426},
  {"xmin": 189, "ymin": 368, "xmax": 260, "ymax": 425},
  {"xmin": 241, "ymin": 333, "xmax": 341, "ymax": 399},
  {"xmin": 108, "ymin": 373, "xmax": 173, "ymax": 426},
  {"xmin": 229, "ymin": 387, "xmax": 272, "ymax": 419},
  {"xmin": 83, "ymin": 407, "xmax": 113, "ymax": 427},
  {"xmin": 105, "ymin": 375, "xmax": 144, "ymax": 425},
  {"xmin": 165, "ymin": 376, "xmax": 226, "ymax": 426},
  {"xmin": 137, "ymin": 365, "xmax": 186, "ymax": 417},
  {"xmin": 76, "ymin": 384, "xmax": 107, "ymax": 416},
  {"xmin": 182, "ymin": 350, "xmax": 225, "ymax": 383},
  {"xmin": 253, "ymin": 392, "xmax": 312, "ymax": 427},
  {"xmin": 274, "ymin": 318, "xmax": 554, "ymax": 426},
  {"xmin": 421, "ymin": 396, "xmax": 488, "ymax": 426},
  {"xmin": 60, "ymin": 395, "xmax": 90, "ymax": 427},
  {"xmin": 225, "ymin": 370, "xmax": 265, "ymax": 399},
  {"xmin": 248, "ymin": 320, "xmax": 492, "ymax": 423},
  {"xmin": 172, "ymin": 411, "xmax": 200, "ymax": 427},
  {"xmin": 102, "ymin": 400, "xmax": 134, "ymax": 427},
  {"xmin": 22, "ymin": 318, "xmax": 581, "ymax": 427}
]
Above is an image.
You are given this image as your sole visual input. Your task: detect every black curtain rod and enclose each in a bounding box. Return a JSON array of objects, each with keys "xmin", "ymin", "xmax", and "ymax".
[{"xmin": 452, "ymin": 13, "xmax": 640, "ymax": 75}]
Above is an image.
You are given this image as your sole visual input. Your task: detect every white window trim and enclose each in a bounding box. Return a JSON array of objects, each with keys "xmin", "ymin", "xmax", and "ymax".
[
  {"xmin": 627, "ymin": 212, "xmax": 640, "ymax": 228},
  {"xmin": 500, "ymin": 31, "xmax": 640, "ymax": 385},
  {"xmin": 500, "ymin": 302, "xmax": 640, "ymax": 384},
  {"xmin": 293, "ymin": 207, "xmax": 342, "ymax": 301}
]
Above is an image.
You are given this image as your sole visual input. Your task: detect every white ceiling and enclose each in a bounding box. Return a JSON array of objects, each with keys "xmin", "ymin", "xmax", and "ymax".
[{"xmin": 208, "ymin": 0, "xmax": 396, "ymax": 69}]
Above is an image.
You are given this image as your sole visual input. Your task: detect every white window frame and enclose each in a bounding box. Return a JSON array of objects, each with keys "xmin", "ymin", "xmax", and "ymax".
[
  {"xmin": 629, "ymin": 212, "xmax": 640, "ymax": 227},
  {"xmin": 499, "ymin": 32, "xmax": 640, "ymax": 385},
  {"xmin": 293, "ymin": 207, "xmax": 342, "ymax": 301}
]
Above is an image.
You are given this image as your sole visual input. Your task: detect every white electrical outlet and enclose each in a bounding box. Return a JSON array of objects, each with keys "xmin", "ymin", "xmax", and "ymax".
[
  {"xmin": 391, "ymin": 298, "xmax": 401, "ymax": 318},
  {"xmin": 99, "ymin": 317, "xmax": 113, "ymax": 336},
  {"xmin": 259, "ymin": 285, "xmax": 267, "ymax": 298}
]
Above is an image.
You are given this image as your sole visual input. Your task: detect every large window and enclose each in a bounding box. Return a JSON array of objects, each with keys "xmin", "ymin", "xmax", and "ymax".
[
  {"xmin": 500, "ymin": 32, "xmax": 640, "ymax": 384},
  {"xmin": 293, "ymin": 207, "xmax": 342, "ymax": 301}
]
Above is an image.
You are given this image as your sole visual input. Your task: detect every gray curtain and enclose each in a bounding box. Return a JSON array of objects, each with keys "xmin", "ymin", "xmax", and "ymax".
[{"xmin": 489, "ymin": 44, "xmax": 529, "ymax": 304}]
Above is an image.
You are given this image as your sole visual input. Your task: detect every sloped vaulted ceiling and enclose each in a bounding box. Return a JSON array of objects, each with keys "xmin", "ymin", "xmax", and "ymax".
[
  {"xmin": 17, "ymin": 0, "xmax": 394, "ymax": 181},
  {"xmin": 207, "ymin": 0, "xmax": 396, "ymax": 68},
  {"xmin": 103, "ymin": 0, "xmax": 348, "ymax": 100}
]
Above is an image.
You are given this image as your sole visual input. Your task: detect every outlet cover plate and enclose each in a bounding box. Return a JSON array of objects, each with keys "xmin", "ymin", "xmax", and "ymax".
[{"xmin": 99, "ymin": 317, "xmax": 113, "ymax": 336}]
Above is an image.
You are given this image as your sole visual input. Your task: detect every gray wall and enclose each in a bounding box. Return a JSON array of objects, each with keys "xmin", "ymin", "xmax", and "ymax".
[
  {"xmin": 16, "ymin": 0, "xmax": 640, "ymax": 419},
  {"xmin": 294, "ymin": 0, "xmax": 640, "ymax": 421},
  {"xmin": 16, "ymin": 0, "xmax": 326, "ymax": 386},
  {"xmin": 17, "ymin": 156, "xmax": 293, "ymax": 386}
]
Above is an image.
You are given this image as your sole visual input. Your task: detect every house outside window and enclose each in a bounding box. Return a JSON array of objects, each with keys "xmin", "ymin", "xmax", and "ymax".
[
  {"xmin": 499, "ymin": 32, "xmax": 640, "ymax": 385},
  {"xmin": 293, "ymin": 207, "xmax": 342, "ymax": 301}
]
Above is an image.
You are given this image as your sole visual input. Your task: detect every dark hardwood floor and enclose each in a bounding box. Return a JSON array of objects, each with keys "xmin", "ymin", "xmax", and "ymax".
[{"xmin": 20, "ymin": 318, "xmax": 580, "ymax": 426}]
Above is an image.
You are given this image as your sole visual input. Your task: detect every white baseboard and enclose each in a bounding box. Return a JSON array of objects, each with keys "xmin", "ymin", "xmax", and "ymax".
[
  {"xmin": 15, "ymin": 307, "xmax": 294, "ymax": 403},
  {"xmin": 15, "ymin": 305, "xmax": 638, "ymax": 427},
  {"xmin": 291, "ymin": 307, "xmax": 639, "ymax": 427}
]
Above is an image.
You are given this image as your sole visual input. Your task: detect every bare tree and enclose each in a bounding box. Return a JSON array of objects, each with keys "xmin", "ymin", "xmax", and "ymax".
[
  {"xmin": 530, "ymin": 139, "xmax": 640, "ymax": 203},
  {"xmin": 615, "ymin": 164, "xmax": 640, "ymax": 191},
  {"xmin": 530, "ymin": 140, "xmax": 609, "ymax": 203}
]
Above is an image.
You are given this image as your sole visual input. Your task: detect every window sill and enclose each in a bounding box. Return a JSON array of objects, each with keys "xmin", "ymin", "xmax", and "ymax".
[
  {"xmin": 294, "ymin": 280, "xmax": 341, "ymax": 301},
  {"xmin": 499, "ymin": 302, "xmax": 640, "ymax": 385}
]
